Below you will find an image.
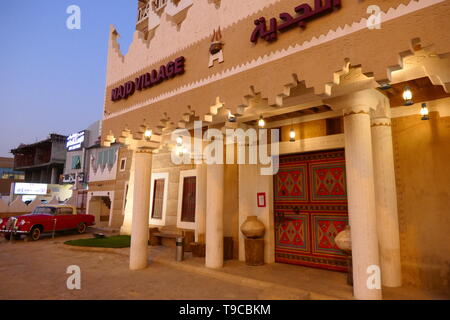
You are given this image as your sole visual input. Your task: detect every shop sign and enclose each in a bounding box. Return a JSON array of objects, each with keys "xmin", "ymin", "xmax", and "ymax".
[
  {"xmin": 63, "ymin": 173, "xmax": 84, "ymax": 184},
  {"xmin": 111, "ymin": 56, "xmax": 186, "ymax": 102},
  {"xmin": 251, "ymin": 0, "xmax": 341, "ymax": 44},
  {"xmin": 66, "ymin": 131, "xmax": 85, "ymax": 151},
  {"xmin": 14, "ymin": 183, "xmax": 48, "ymax": 195},
  {"xmin": 63, "ymin": 174, "xmax": 76, "ymax": 184}
]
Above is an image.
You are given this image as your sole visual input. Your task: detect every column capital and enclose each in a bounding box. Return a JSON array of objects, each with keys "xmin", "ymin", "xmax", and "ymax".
[
  {"xmin": 326, "ymin": 89, "xmax": 389, "ymax": 116},
  {"xmin": 371, "ymin": 117, "xmax": 391, "ymax": 127}
]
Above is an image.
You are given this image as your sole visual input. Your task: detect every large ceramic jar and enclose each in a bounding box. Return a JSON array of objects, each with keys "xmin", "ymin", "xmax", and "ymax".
[
  {"xmin": 240, "ymin": 216, "xmax": 265, "ymax": 239},
  {"xmin": 335, "ymin": 225, "xmax": 352, "ymax": 252}
]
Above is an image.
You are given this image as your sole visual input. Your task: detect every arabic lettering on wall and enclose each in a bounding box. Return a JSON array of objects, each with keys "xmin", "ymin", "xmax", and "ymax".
[{"xmin": 250, "ymin": 0, "xmax": 341, "ymax": 44}]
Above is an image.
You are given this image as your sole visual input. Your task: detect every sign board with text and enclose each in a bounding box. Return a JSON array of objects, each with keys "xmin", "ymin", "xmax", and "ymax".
[{"xmin": 14, "ymin": 183, "xmax": 48, "ymax": 195}]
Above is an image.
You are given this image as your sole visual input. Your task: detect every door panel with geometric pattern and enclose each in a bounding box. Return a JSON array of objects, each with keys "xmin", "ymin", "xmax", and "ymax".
[{"xmin": 274, "ymin": 149, "xmax": 349, "ymax": 272}]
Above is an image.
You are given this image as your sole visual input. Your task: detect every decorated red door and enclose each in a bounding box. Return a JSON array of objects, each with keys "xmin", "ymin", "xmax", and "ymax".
[{"xmin": 274, "ymin": 149, "xmax": 349, "ymax": 271}]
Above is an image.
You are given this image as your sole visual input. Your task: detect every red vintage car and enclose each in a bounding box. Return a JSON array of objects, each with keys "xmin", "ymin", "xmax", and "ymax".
[{"xmin": 0, "ymin": 205, "xmax": 95, "ymax": 241}]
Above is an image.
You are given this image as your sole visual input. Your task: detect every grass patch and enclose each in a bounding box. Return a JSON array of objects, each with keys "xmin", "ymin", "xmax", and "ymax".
[{"xmin": 64, "ymin": 235, "xmax": 131, "ymax": 248}]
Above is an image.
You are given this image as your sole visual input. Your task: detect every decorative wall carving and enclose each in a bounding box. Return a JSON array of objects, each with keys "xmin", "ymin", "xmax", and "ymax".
[{"xmin": 209, "ymin": 28, "xmax": 224, "ymax": 68}]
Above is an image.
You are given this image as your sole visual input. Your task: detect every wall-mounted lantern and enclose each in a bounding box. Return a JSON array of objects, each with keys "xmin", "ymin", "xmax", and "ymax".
[{"xmin": 420, "ymin": 103, "xmax": 429, "ymax": 120}]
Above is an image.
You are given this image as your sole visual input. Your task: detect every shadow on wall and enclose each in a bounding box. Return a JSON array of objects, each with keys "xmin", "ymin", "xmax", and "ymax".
[{"xmin": 392, "ymin": 110, "xmax": 450, "ymax": 296}]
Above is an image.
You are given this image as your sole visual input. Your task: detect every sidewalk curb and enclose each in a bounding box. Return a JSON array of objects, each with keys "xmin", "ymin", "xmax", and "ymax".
[
  {"xmin": 58, "ymin": 244, "xmax": 343, "ymax": 300},
  {"xmin": 59, "ymin": 244, "xmax": 129, "ymax": 256}
]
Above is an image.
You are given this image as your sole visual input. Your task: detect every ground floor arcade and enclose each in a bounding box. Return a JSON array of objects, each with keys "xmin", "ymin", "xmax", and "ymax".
[{"xmin": 101, "ymin": 40, "xmax": 450, "ymax": 300}]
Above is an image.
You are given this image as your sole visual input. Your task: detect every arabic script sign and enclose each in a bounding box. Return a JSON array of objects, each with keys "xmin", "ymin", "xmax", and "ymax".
[
  {"xmin": 250, "ymin": 0, "xmax": 341, "ymax": 44},
  {"xmin": 111, "ymin": 56, "xmax": 185, "ymax": 102}
]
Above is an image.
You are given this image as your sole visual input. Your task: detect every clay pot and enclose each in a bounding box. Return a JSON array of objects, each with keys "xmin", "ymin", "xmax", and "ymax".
[
  {"xmin": 335, "ymin": 225, "xmax": 352, "ymax": 252},
  {"xmin": 240, "ymin": 216, "xmax": 265, "ymax": 239}
]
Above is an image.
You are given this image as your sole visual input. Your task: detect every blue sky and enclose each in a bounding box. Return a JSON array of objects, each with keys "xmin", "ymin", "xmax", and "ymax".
[{"xmin": 0, "ymin": 0, "xmax": 137, "ymax": 157}]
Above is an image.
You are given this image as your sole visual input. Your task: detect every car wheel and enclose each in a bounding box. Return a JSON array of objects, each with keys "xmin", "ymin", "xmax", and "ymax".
[
  {"xmin": 29, "ymin": 227, "xmax": 41, "ymax": 241},
  {"xmin": 76, "ymin": 223, "xmax": 87, "ymax": 234}
]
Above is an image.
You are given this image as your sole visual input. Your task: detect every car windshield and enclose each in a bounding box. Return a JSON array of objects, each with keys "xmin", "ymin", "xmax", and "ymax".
[{"xmin": 32, "ymin": 207, "xmax": 57, "ymax": 215}]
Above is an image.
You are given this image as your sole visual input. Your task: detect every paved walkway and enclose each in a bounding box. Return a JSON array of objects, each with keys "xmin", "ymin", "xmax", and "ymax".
[
  {"xmin": 0, "ymin": 229, "xmax": 447, "ymax": 300},
  {"xmin": 0, "ymin": 232, "xmax": 262, "ymax": 300}
]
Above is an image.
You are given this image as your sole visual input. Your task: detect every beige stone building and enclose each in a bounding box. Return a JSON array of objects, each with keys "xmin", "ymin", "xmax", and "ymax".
[{"xmin": 100, "ymin": 0, "xmax": 450, "ymax": 299}]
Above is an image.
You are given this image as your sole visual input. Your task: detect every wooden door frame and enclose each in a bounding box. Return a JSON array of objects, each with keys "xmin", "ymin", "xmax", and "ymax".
[
  {"xmin": 177, "ymin": 169, "xmax": 197, "ymax": 230},
  {"xmin": 149, "ymin": 172, "xmax": 169, "ymax": 226}
]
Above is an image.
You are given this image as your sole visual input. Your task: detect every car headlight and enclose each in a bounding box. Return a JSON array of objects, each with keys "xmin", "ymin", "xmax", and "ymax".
[{"xmin": 19, "ymin": 220, "xmax": 26, "ymax": 226}]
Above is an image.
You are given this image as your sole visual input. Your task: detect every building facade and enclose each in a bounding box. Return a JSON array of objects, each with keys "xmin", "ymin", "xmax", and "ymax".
[
  {"xmin": 11, "ymin": 133, "xmax": 67, "ymax": 184},
  {"xmin": 86, "ymin": 142, "xmax": 133, "ymax": 228},
  {"xmin": 63, "ymin": 121, "xmax": 102, "ymax": 214},
  {"xmin": 100, "ymin": 0, "xmax": 450, "ymax": 299}
]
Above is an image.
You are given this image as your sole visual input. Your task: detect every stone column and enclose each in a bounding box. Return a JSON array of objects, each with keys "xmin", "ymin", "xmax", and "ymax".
[
  {"xmin": 205, "ymin": 163, "xmax": 224, "ymax": 268},
  {"xmin": 371, "ymin": 116, "xmax": 402, "ymax": 287},
  {"xmin": 343, "ymin": 104, "xmax": 382, "ymax": 300},
  {"xmin": 129, "ymin": 148, "xmax": 152, "ymax": 270}
]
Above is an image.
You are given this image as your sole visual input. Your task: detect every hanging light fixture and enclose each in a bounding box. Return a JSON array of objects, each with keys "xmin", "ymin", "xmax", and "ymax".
[
  {"xmin": 227, "ymin": 111, "xmax": 236, "ymax": 123},
  {"xmin": 289, "ymin": 127, "xmax": 296, "ymax": 142},
  {"xmin": 420, "ymin": 103, "xmax": 429, "ymax": 120},
  {"xmin": 176, "ymin": 136, "xmax": 183, "ymax": 146},
  {"xmin": 402, "ymin": 86, "xmax": 413, "ymax": 106},
  {"xmin": 144, "ymin": 129, "xmax": 152, "ymax": 140},
  {"xmin": 258, "ymin": 115, "xmax": 265, "ymax": 128},
  {"xmin": 175, "ymin": 136, "xmax": 185, "ymax": 156}
]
